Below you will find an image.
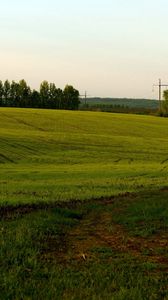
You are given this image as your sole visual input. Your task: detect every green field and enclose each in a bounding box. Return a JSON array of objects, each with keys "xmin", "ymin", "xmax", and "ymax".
[
  {"xmin": 0, "ymin": 107, "xmax": 168, "ymax": 206},
  {"xmin": 0, "ymin": 108, "xmax": 168, "ymax": 299}
]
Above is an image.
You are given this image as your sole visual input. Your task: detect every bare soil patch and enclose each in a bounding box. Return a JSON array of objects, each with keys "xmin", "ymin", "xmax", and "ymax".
[{"xmin": 41, "ymin": 201, "xmax": 168, "ymax": 270}]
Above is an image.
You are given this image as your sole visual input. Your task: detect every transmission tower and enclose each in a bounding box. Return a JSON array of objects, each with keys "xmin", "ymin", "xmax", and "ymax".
[
  {"xmin": 153, "ymin": 79, "xmax": 168, "ymax": 110},
  {"xmin": 80, "ymin": 91, "xmax": 90, "ymax": 105}
]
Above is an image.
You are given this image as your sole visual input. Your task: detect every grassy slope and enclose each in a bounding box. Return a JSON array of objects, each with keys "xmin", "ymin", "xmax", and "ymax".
[
  {"xmin": 1, "ymin": 108, "xmax": 168, "ymax": 299},
  {"xmin": 0, "ymin": 107, "xmax": 168, "ymax": 206}
]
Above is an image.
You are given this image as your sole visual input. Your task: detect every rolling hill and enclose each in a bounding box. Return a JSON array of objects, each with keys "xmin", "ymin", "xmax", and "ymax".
[{"xmin": 0, "ymin": 107, "xmax": 168, "ymax": 206}]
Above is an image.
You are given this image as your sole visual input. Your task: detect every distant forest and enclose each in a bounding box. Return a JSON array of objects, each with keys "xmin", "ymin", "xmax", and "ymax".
[
  {"xmin": 80, "ymin": 97, "xmax": 159, "ymax": 109},
  {"xmin": 0, "ymin": 80, "xmax": 80, "ymax": 110},
  {"xmin": 80, "ymin": 97, "xmax": 159, "ymax": 115}
]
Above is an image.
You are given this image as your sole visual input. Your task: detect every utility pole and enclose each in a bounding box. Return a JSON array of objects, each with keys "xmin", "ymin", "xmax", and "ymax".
[
  {"xmin": 159, "ymin": 79, "xmax": 161, "ymax": 109},
  {"xmin": 153, "ymin": 79, "xmax": 168, "ymax": 111},
  {"xmin": 80, "ymin": 91, "xmax": 89, "ymax": 106},
  {"xmin": 84, "ymin": 91, "xmax": 87, "ymax": 105}
]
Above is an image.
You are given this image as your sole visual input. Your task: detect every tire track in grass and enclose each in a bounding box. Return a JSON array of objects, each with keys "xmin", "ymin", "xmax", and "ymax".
[
  {"xmin": 56, "ymin": 211, "xmax": 168, "ymax": 268},
  {"xmin": 37, "ymin": 191, "xmax": 168, "ymax": 270},
  {"xmin": 0, "ymin": 112, "xmax": 47, "ymax": 132},
  {"xmin": 1, "ymin": 189, "xmax": 168, "ymax": 271},
  {"xmin": 0, "ymin": 153, "xmax": 15, "ymax": 163},
  {"xmin": 161, "ymin": 158, "xmax": 168, "ymax": 164}
]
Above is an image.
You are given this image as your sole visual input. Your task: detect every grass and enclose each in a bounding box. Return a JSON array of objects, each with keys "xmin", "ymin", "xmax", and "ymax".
[
  {"xmin": 111, "ymin": 189, "xmax": 168, "ymax": 237},
  {"xmin": 1, "ymin": 190, "xmax": 168, "ymax": 299},
  {"xmin": 0, "ymin": 108, "xmax": 168, "ymax": 299},
  {"xmin": 0, "ymin": 107, "xmax": 168, "ymax": 206}
]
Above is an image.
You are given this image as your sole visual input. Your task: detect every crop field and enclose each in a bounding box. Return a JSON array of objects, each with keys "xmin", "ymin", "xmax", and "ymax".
[
  {"xmin": 0, "ymin": 107, "xmax": 168, "ymax": 206},
  {"xmin": 0, "ymin": 107, "xmax": 168, "ymax": 299}
]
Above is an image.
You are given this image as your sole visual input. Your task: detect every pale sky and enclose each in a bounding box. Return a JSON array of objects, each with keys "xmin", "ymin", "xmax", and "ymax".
[{"xmin": 1, "ymin": 0, "xmax": 168, "ymax": 98}]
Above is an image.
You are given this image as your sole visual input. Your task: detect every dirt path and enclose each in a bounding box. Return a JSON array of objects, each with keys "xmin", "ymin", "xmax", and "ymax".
[
  {"xmin": 67, "ymin": 213, "xmax": 168, "ymax": 266},
  {"xmin": 1, "ymin": 190, "xmax": 168, "ymax": 270},
  {"xmin": 41, "ymin": 201, "xmax": 168, "ymax": 269}
]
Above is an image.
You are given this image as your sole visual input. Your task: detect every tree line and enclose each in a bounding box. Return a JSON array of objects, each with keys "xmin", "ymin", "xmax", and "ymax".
[
  {"xmin": 0, "ymin": 80, "xmax": 80, "ymax": 110},
  {"xmin": 162, "ymin": 90, "xmax": 168, "ymax": 116}
]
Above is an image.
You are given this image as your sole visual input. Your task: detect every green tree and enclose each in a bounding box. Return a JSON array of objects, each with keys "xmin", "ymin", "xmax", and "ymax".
[
  {"xmin": 57, "ymin": 88, "xmax": 63, "ymax": 109},
  {"xmin": 3, "ymin": 80, "xmax": 11, "ymax": 106},
  {"xmin": 10, "ymin": 81, "xmax": 20, "ymax": 107},
  {"xmin": 40, "ymin": 81, "xmax": 50, "ymax": 107},
  {"xmin": 63, "ymin": 85, "xmax": 80, "ymax": 110},
  {"xmin": 0, "ymin": 80, "xmax": 4, "ymax": 106},
  {"xmin": 30, "ymin": 90, "xmax": 41, "ymax": 108},
  {"xmin": 49, "ymin": 83, "xmax": 58, "ymax": 108},
  {"xmin": 18, "ymin": 79, "xmax": 31, "ymax": 107},
  {"xmin": 0, "ymin": 79, "xmax": 79, "ymax": 110},
  {"xmin": 162, "ymin": 90, "xmax": 168, "ymax": 116}
]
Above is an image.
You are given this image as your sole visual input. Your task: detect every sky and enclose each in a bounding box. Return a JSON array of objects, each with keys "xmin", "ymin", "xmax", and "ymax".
[{"xmin": 1, "ymin": 0, "xmax": 168, "ymax": 98}]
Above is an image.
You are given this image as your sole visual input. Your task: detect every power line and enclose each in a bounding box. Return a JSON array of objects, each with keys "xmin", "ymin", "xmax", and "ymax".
[
  {"xmin": 80, "ymin": 91, "xmax": 90, "ymax": 105},
  {"xmin": 153, "ymin": 79, "xmax": 168, "ymax": 110}
]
